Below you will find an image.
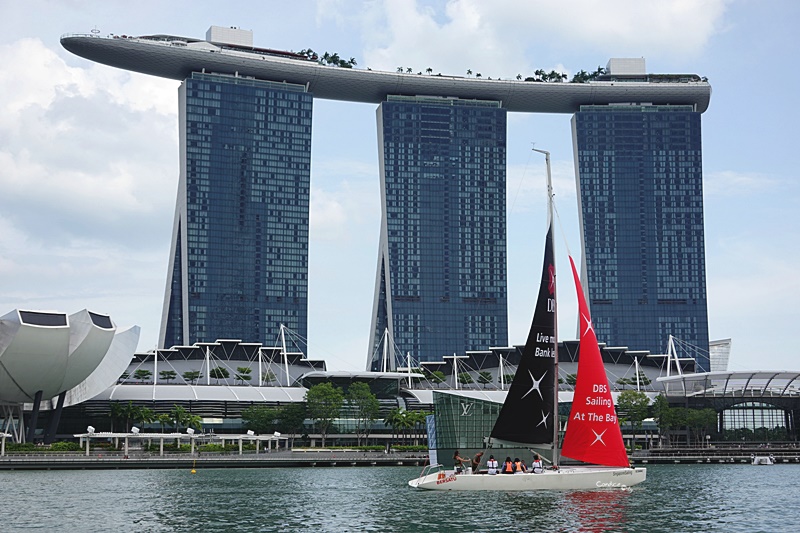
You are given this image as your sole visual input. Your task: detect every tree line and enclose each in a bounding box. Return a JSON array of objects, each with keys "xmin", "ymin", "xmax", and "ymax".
[
  {"xmin": 120, "ymin": 367, "xmax": 279, "ymax": 385},
  {"xmin": 108, "ymin": 401, "xmax": 202, "ymax": 434},
  {"xmin": 241, "ymin": 382, "xmax": 429, "ymax": 448}
]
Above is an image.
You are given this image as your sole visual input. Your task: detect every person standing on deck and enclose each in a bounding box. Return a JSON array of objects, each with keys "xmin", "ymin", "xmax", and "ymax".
[{"xmin": 471, "ymin": 451, "xmax": 484, "ymax": 473}]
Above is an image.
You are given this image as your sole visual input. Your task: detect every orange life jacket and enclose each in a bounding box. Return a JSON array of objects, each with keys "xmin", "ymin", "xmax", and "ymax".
[
  {"xmin": 503, "ymin": 461, "xmax": 514, "ymax": 473},
  {"xmin": 514, "ymin": 460, "xmax": 525, "ymax": 472}
]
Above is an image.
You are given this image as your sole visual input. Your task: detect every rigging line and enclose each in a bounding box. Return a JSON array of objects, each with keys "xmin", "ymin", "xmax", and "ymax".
[
  {"xmin": 550, "ymin": 194, "xmax": 574, "ymax": 260},
  {"xmin": 509, "ymin": 144, "xmax": 535, "ymax": 215}
]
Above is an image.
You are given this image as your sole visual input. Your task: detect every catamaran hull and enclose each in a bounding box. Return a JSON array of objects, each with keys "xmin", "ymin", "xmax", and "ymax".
[{"xmin": 408, "ymin": 466, "xmax": 646, "ymax": 491}]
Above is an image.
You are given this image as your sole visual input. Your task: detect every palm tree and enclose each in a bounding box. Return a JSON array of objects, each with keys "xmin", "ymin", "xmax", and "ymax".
[
  {"xmin": 109, "ymin": 401, "xmax": 125, "ymax": 432},
  {"xmin": 407, "ymin": 410, "xmax": 429, "ymax": 445},
  {"xmin": 170, "ymin": 405, "xmax": 189, "ymax": 434},
  {"xmin": 182, "ymin": 370, "xmax": 202, "ymax": 385},
  {"xmin": 159, "ymin": 370, "xmax": 177, "ymax": 384},
  {"xmin": 235, "ymin": 366, "xmax": 252, "ymax": 385},
  {"xmin": 466, "ymin": 69, "xmax": 472, "ymax": 77},
  {"xmin": 426, "ymin": 67, "xmax": 433, "ymax": 75},
  {"xmin": 475, "ymin": 73, "xmax": 482, "ymax": 78},
  {"xmin": 209, "ymin": 366, "xmax": 230, "ymax": 384},
  {"xmin": 516, "ymin": 74, "xmax": 522, "ymax": 80},
  {"xmin": 384, "ymin": 408, "xmax": 404, "ymax": 446},
  {"xmin": 136, "ymin": 407, "xmax": 155, "ymax": 430},
  {"xmin": 263, "ymin": 370, "xmax": 277, "ymax": 386},
  {"xmin": 133, "ymin": 369, "xmax": 152, "ymax": 383},
  {"xmin": 406, "ymin": 67, "xmax": 412, "ymax": 74},
  {"xmin": 396, "ymin": 66, "xmax": 403, "ymax": 73},
  {"xmin": 157, "ymin": 413, "xmax": 172, "ymax": 433},
  {"xmin": 348, "ymin": 57, "xmax": 357, "ymax": 67}
]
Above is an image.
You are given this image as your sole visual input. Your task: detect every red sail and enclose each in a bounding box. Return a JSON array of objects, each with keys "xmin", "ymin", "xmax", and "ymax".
[{"xmin": 560, "ymin": 256, "xmax": 629, "ymax": 468}]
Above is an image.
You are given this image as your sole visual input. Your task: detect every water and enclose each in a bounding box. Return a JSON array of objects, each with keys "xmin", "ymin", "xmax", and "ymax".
[{"xmin": 1, "ymin": 464, "xmax": 796, "ymax": 532}]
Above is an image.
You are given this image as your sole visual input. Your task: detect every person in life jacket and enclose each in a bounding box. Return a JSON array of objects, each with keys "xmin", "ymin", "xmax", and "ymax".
[
  {"xmin": 502, "ymin": 456, "xmax": 514, "ymax": 474},
  {"xmin": 513, "ymin": 458, "xmax": 527, "ymax": 474},
  {"xmin": 486, "ymin": 454, "xmax": 499, "ymax": 475},
  {"xmin": 531, "ymin": 453, "xmax": 544, "ymax": 474}
]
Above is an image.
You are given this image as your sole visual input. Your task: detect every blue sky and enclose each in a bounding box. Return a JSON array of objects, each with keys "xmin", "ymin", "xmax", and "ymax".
[{"xmin": 1, "ymin": 0, "xmax": 798, "ymax": 372}]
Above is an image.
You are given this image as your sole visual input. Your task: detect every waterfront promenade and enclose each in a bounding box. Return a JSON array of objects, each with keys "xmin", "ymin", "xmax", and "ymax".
[
  {"xmin": 3, "ymin": 446, "xmax": 800, "ymax": 470},
  {"xmin": 0, "ymin": 449, "xmax": 428, "ymax": 470}
]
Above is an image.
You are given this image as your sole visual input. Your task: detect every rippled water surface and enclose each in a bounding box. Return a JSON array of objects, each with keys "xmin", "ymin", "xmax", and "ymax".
[{"xmin": 1, "ymin": 464, "xmax": 796, "ymax": 532}]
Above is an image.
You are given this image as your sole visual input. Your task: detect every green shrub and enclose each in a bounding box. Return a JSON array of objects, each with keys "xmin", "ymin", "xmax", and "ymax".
[
  {"xmin": 7, "ymin": 443, "xmax": 36, "ymax": 452},
  {"xmin": 392, "ymin": 445, "xmax": 428, "ymax": 452},
  {"xmin": 49, "ymin": 441, "xmax": 81, "ymax": 452}
]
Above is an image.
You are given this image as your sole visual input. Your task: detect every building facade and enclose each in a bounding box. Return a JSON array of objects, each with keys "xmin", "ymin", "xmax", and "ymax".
[
  {"xmin": 160, "ymin": 72, "xmax": 312, "ymax": 348},
  {"xmin": 368, "ymin": 96, "xmax": 508, "ymax": 369},
  {"xmin": 572, "ymin": 103, "xmax": 710, "ymax": 371}
]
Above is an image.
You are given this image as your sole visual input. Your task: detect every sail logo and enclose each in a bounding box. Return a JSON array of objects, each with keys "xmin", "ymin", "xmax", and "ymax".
[
  {"xmin": 460, "ymin": 402, "xmax": 474, "ymax": 416},
  {"xmin": 548, "ymin": 264, "xmax": 555, "ymax": 294}
]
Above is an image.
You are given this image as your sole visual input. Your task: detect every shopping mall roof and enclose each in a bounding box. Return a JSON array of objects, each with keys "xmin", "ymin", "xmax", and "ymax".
[{"xmin": 658, "ymin": 371, "xmax": 800, "ymax": 398}]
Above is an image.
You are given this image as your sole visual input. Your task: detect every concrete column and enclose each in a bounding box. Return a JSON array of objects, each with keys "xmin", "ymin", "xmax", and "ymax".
[
  {"xmin": 44, "ymin": 391, "xmax": 66, "ymax": 444},
  {"xmin": 85, "ymin": 436, "xmax": 90, "ymax": 456},
  {"xmin": 2, "ymin": 434, "xmax": 6, "ymax": 456},
  {"xmin": 190, "ymin": 437, "xmax": 195, "ymax": 455},
  {"xmin": 26, "ymin": 390, "xmax": 44, "ymax": 443},
  {"xmin": 124, "ymin": 437, "xmax": 129, "ymax": 457},
  {"xmin": 159, "ymin": 438, "xmax": 164, "ymax": 456},
  {"xmin": 239, "ymin": 438, "xmax": 243, "ymax": 455}
]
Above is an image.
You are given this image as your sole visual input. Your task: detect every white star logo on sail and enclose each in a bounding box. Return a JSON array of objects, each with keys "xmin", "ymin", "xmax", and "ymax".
[
  {"xmin": 591, "ymin": 429, "xmax": 607, "ymax": 446},
  {"xmin": 537, "ymin": 410, "xmax": 550, "ymax": 428},
  {"xmin": 581, "ymin": 312, "xmax": 595, "ymax": 336},
  {"xmin": 521, "ymin": 370, "xmax": 547, "ymax": 400}
]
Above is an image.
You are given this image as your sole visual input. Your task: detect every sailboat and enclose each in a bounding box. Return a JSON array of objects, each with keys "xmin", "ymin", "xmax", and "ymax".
[{"xmin": 409, "ymin": 150, "xmax": 646, "ymax": 490}]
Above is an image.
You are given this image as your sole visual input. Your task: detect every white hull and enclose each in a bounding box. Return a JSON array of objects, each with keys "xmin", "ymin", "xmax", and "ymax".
[
  {"xmin": 409, "ymin": 465, "xmax": 646, "ymax": 491},
  {"xmin": 752, "ymin": 456, "xmax": 774, "ymax": 465}
]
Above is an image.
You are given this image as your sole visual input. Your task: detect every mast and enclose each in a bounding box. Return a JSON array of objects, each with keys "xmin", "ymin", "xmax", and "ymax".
[{"xmin": 533, "ymin": 147, "xmax": 560, "ymax": 466}]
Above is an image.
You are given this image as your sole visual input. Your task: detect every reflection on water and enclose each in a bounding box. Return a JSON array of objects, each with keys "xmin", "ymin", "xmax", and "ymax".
[
  {"xmin": 1, "ymin": 463, "xmax": 797, "ymax": 532},
  {"xmin": 563, "ymin": 489, "xmax": 630, "ymax": 532}
]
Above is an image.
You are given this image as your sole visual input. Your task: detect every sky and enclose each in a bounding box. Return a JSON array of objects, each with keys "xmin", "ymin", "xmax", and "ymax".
[{"xmin": 1, "ymin": 0, "xmax": 798, "ymax": 372}]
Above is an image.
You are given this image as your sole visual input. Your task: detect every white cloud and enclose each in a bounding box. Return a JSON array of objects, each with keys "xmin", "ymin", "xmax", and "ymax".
[
  {"xmin": 704, "ymin": 169, "xmax": 776, "ymax": 196},
  {"xmin": 351, "ymin": 0, "xmax": 728, "ymax": 78},
  {"xmin": 0, "ymin": 38, "xmax": 178, "ymax": 248}
]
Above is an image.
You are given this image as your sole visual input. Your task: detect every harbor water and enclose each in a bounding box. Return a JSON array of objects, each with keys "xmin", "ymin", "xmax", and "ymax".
[{"xmin": 1, "ymin": 463, "xmax": 796, "ymax": 532}]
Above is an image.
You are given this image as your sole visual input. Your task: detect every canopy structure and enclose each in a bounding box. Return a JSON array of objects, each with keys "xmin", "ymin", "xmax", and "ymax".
[
  {"xmin": 72, "ymin": 430, "xmax": 288, "ymax": 456},
  {"xmin": 658, "ymin": 371, "xmax": 800, "ymax": 398}
]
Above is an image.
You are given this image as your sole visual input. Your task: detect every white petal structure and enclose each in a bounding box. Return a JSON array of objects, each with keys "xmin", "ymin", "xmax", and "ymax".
[
  {"xmin": 0, "ymin": 309, "xmax": 140, "ymax": 407},
  {"xmin": 63, "ymin": 324, "xmax": 140, "ymax": 407}
]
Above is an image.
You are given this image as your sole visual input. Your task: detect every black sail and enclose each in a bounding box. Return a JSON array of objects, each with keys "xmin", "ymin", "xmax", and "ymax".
[{"xmin": 490, "ymin": 224, "xmax": 556, "ymax": 445}]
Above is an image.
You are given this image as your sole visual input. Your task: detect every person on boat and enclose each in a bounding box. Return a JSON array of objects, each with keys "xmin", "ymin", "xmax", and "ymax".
[
  {"xmin": 502, "ymin": 456, "xmax": 514, "ymax": 474},
  {"xmin": 453, "ymin": 450, "xmax": 470, "ymax": 474},
  {"xmin": 513, "ymin": 457, "xmax": 527, "ymax": 474},
  {"xmin": 486, "ymin": 454, "xmax": 499, "ymax": 475},
  {"xmin": 471, "ymin": 451, "xmax": 484, "ymax": 474},
  {"xmin": 531, "ymin": 453, "xmax": 544, "ymax": 474}
]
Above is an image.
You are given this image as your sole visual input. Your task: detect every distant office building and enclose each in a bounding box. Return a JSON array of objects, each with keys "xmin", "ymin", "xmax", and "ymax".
[
  {"xmin": 368, "ymin": 96, "xmax": 508, "ymax": 369},
  {"xmin": 573, "ymin": 64, "xmax": 710, "ymax": 370},
  {"xmin": 159, "ymin": 72, "xmax": 312, "ymax": 348},
  {"xmin": 709, "ymin": 338, "xmax": 732, "ymax": 372}
]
